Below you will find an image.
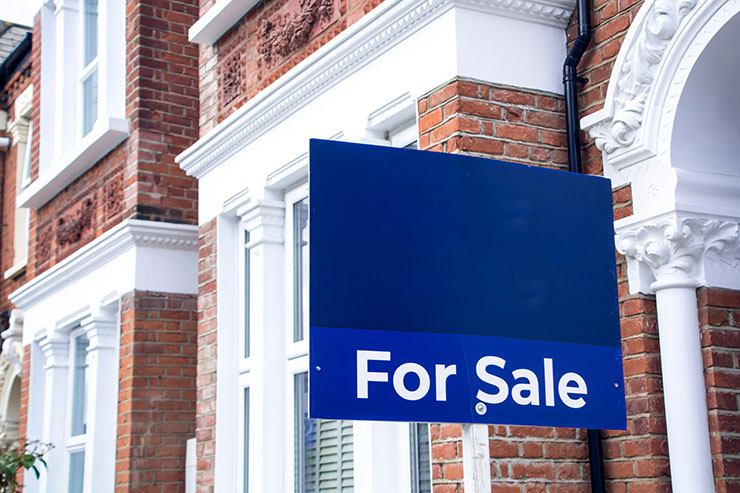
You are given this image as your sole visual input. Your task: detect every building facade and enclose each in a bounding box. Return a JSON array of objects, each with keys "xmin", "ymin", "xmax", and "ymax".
[
  {"xmin": 1, "ymin": 0, "xmax": 203, "ymax": 490},
  {"xmin": 178, "ymin": 0, "xmax": 740, "ymax": 491}
]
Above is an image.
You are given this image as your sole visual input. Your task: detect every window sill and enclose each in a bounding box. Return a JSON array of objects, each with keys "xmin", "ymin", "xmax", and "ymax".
[
  {"xmin": 3, "ymin": 261, "xmax": 26, "ymax": 280},
  {"xmin": 188, "ymin": 0, "xmax": 259, "ymax": 45},
  {"xmin": 18, "ymin": 117, "xmax": 129, "ymax": 210}
]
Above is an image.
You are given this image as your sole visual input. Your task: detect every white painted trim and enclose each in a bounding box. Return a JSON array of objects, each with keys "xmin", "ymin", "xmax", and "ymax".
[
  {"xmin": 177, "ymin": 0, "xmax": 574, "ymax": 179},
  {"xmin": 188, "ymin": 0, "xmax": 259, "ymax": 45},
  {"xmin": 18, "ymin": 117, "xmax": 129, "ymax": 209},
  {"xmin": 10, "ymin": 219, "xmax": 198, "ymax": 311}
]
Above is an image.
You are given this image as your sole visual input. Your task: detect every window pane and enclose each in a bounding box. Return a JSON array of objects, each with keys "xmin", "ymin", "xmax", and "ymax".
[
  {"xmin": 71, "ymin": 334, "xmax": 89, "ymax": 437},
  {"xmin": 82, "ymin": 69, "xmax": 98, "ymax": 137},
  {"xmin": 84, "ymin": 0, "xmax": 98, "ymax": 66},
  {"xmin": 293, "ymin": 198, "xmax": 309, "ymax": 342},
  {"xmin": 295, "ymin": 373, "xmax": 353, "ymax": 493},
  {"xmin": 243, "ymin": 387, "xmax": 249, "ymax": 493},
  {"xmin": 244, "ymin": 230, "xmax": 250, "ymax": 358},
  {"xmin": 410, "ymin": 424, "xmax": 431, "ymax": 493},
  {"xmin": 22, "ymin": 123, "xmax": 33, "ymax": 185},
  {"xmin": 68, "ymin": 451, "xmax": 85, "ymax": 493}
]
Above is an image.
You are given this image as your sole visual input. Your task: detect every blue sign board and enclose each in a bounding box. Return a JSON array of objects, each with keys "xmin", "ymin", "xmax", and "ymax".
[{"xmin": 309, "ymin": 139, "xmax": 626, "ymax": 430}]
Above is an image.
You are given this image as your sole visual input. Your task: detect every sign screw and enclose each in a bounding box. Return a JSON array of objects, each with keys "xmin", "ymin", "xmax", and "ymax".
[
  {"xmin": 614, "ymin": 382, "xmax": 618, "ymax": 387},
  {"xmin": 475, "ymin": 402, "xmax": 487, "ymax": 415},
  {"xmin": 316, "ymin": 366, "xmax": 321, "ymax": 371}
]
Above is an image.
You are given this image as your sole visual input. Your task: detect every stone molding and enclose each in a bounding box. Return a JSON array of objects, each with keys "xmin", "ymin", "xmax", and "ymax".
[
  {"xmin": 617, "ymin": 213, "xmax": 740, "ymax": 291},
  {"xmin": 10, "ymin": 219, "xmax": 199, "ymax": 310}
]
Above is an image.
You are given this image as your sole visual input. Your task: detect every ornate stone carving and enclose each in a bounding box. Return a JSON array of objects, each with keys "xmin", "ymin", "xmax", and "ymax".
[
  {"xmin": 222, "ymin": 49, "xmax": 242, "ymax": 106},
  {"xmin": 57, "ymin": 195, "xmax": 96, "ymax": 250},
  {"xmin": 36, "ymin": 224, "xmax": 53, "ymax": 267},
  {"xmin": 590, "ymin": 0, "xmax": 697, "ymax": 153},
  {"xmin": 1, "ymin": 310, "xmax": 24, "ymax": 376},
  {"xmin": 103, "ymin": 173, "xmax": 123, "ymax": 220},
  {"xmin": 259, "ymin": 0, "xmax": 337, "ymax": 69},
  {"xmin": 617, "ymin": 215, "xmax": 739, "ymax": 288}
]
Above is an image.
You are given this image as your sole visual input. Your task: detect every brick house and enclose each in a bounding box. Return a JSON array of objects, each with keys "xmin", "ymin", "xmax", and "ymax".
[
  {"xmin": 177, "ymin": 0, "xmax": 740, "ymax": 492},
  {"xmin": 1, "ymin": 0, "xmax": 202, "ymax": 490}
]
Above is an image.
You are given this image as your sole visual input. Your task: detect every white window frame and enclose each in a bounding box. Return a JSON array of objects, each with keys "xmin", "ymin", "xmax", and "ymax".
[
  {"xmin": 236, "ymin": 221, "xmax": 252, "ymax": 493},
  {"xmin": 22, "ymin": 0, "xmax": 128, "ymax": 210},
  {"xmin": 65, "ymin": 327, "xmax": 88, "ymax": 492},
  {"xmin": 285, "ymin": 185, "xmax": 309, "ymax": 360},
  {"xmin": 5, "ymin": 85, "xmax": 34, "ymax": 279}
]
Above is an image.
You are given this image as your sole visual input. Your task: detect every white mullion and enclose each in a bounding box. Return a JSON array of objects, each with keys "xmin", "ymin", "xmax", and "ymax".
[{"xmin": 79, "ymin": 58, "xmax": 98, "ymax": 83}]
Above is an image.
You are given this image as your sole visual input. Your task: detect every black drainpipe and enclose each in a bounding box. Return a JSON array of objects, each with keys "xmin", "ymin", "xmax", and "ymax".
[{"xmin": 563, "ymin": 0, "xmax": 606, "ymax": 492}]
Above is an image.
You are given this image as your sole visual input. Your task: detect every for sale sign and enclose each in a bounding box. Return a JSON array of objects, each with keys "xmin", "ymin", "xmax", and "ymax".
[{"xmin": 309, "ymin": 139, "xmax": 626, "ymax": 430}]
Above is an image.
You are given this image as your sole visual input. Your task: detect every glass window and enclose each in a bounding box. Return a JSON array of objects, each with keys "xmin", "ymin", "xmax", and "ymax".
[
  {"xmin": 83, "ymin": 0, "xmax": 98, "ymax": 66},
  {"xmin": 294, "ymin": 372, "xmax": 354, "ymax": 493},
  {"xmin": 68, "ymin": 450, "xmax": 85, "ymax": 493},
  {"xmin": 244, "ymin": 230, "xmax": 250, "ymax": 358},
  {"xmin": 410, "ymin": 423, "xmax": 431, "ymax": 493},
  {"xmin": 243, "ymin": 387, "xmax": 250, "ymax": 493},
  {"xmin": 70, "ymin": 333, "xmax": 89, "ymax": 437},
  {"xmin": 81, "ymin": 0, "xmax": 99, "ymax": 137},
  {"xmin": 293, "ymin": 198, "xmax": 309, "ymax": 342},
  {"xmin": 82, "ymin": 69, "xmax": 99, "ymax": 137}
]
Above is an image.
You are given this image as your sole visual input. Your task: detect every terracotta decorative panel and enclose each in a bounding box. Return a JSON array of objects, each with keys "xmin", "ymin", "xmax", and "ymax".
[
  {"xmin": 56, "ymin": 195, "xmax": 96, "ymax": 252},
  {"xmin": 258, "ymin": 0, "xmax": 339, "ymax": 74}
]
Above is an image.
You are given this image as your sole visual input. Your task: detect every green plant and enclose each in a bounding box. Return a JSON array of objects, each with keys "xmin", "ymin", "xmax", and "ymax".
[{"xmin": 0, "ymin": 440, "xmax": 51, "ymax": 492}]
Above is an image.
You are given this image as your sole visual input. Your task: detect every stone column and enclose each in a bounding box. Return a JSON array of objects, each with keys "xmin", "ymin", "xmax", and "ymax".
[
  {"xmin": 81, "ymin": 312, "xmax": 119, "ymax": 493},
  {"xmin": 38, "ymin": 335, "xmax": 69, "ymax": 493},
  {"xmin": 617, "ymin": 214, "xmax": 739, "ymax": 493},
  {"xmin": 242, "ymin": 200, "xmax": 286, "ymax": 492}
]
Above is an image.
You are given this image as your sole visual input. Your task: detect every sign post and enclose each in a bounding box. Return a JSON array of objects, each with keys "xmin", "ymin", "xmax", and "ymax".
[
  {"xmin": 308, "ymin": 139, "xmax": 626, "ymax": 487},
  {"xmin": 462, "ymin": 423, "xmax": 491, "ymax": 492}
]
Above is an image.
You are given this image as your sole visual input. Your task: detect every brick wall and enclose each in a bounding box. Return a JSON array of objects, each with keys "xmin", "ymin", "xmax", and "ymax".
[
  {"xmin": 195, "ymin": 218, "xmax": 217, "ymax": 492},
  {"xmin": 418, "ymin": 78, "xmax": 567, "ymax": 170},
  {"xmin": 197, "ymin": 0, "xmax": 384, "ymax": 135},
  {"xmin": 116, "ymin": 290, "xmax": 198, "ymax": 492},
  {"xmin": 699, "ymin": 288, "xmax": 740, "ymax": 491}
]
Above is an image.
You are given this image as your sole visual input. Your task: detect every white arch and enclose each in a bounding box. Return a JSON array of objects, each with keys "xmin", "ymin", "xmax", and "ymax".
[{"xmin": 582, "ymin": 0, "xmax": 740, "ymax": 294}]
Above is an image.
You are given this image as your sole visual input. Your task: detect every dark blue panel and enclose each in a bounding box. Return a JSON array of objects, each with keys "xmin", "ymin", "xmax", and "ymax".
[
  {"xmin": 309, "ymin": 139, "xmax": 620, "ymax": 347},
  {"xmin": 310, "ymin": 326, "xmax": 626, "ymax": 430}
]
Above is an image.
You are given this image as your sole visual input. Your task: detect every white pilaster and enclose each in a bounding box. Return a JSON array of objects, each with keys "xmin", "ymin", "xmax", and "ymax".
[
  {"xmin": 617, "ymin": 214, "xmax": 739, "ymax": 493},
  {"xmin": 54, "ymin": 0, "xmax": 80, "ymax": 157},
  {"xmin": 38, "ymin": 335, "xmax": 70, "ymax": 493},
  {"xmin": 81, "ymin": 311, "xmax": 119, "ymax": 493},
  {"xmin": 242, "ymin": 200, "xmax": 286, "ymax": 492}
]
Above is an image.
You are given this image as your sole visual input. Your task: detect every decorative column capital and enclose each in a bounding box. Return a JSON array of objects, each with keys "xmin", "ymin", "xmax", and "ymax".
[
  {"xmin": 38, "ymin": 335, "xmax": 69, "ymax": 369},
  {"xmin": 241, "ymin": 200, "xmax": 285, "ymax": 248},
  {"xmin": 617, "ymin": 214, "xmax": 739, "ymax": 291},
  {"xmin": 81, "ymin": 315, "xmax": 118, "ymax": 352},
  {"xmin": 7, "ymin": 117, "xmax": 29, "ymax": 144},
  {"xmin": 1, "ymin": 310, "xmax": 25, "ymax": 376}
]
